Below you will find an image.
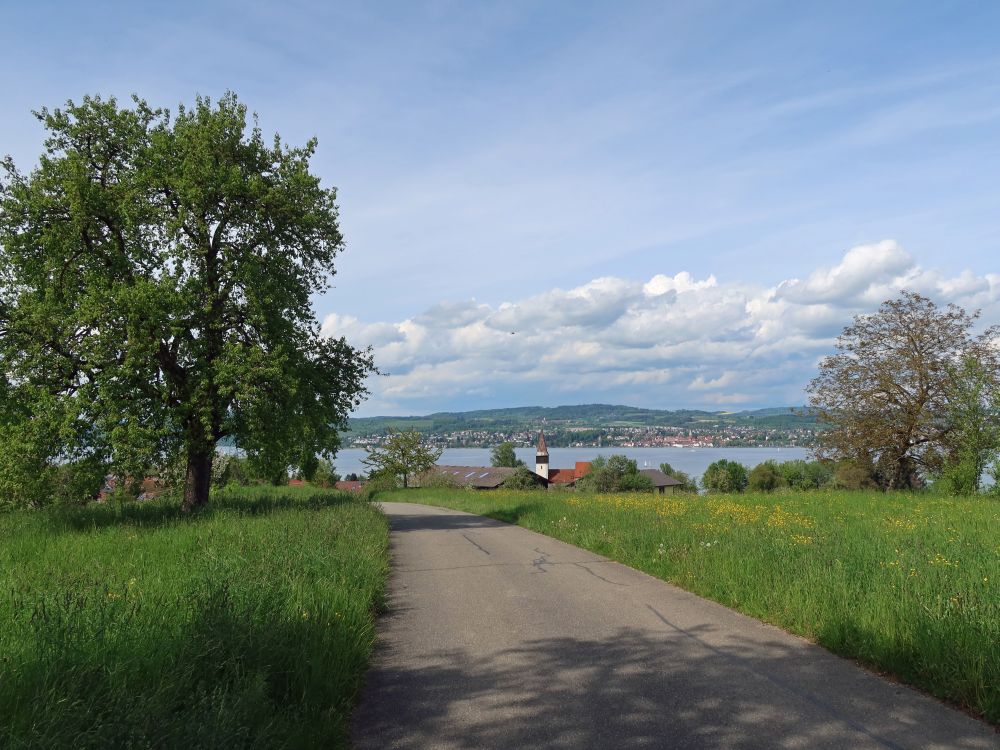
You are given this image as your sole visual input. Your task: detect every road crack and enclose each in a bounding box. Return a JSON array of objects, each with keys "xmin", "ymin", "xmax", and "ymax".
[{"xmin": 461, "ymin": 533, "xmax": 491, "ymax": 556}]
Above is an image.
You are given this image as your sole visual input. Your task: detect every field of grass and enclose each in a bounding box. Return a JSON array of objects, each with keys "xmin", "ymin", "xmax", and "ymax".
[
  {"xmin": 0, "ymin": 486, "xmax": 389, "ymax": 749},
  {"xmin": 387, "ymin": 487, "xmax": 1000, "ymax": 724}
]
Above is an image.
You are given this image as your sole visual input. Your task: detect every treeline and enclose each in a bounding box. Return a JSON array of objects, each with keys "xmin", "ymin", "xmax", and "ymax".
[
  {"xmin": 347, "ymin": 404, "xmax": 822, "ymax": 437},
  {"xmin": 700, "ymin": 458, "xmax": 860, "ymax": 493}
]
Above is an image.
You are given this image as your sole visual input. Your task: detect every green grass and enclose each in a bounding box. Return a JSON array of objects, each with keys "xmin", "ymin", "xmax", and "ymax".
[
  {"xmin": 388, "ymin": 487, "xmax": 1000, "ymax": 724},
  {"xmin": 0, "ymin": 485, "xmax": 389, "ymax": 749}
]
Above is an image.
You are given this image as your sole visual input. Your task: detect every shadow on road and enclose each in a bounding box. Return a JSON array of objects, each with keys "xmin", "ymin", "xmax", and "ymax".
[
  {"xmin": 384, "ymin": 511, "xmax": 514, "ymax": 533},
  {"xmin": 353, "ymin": 623, "xmax": 988, "ymax": 749}
]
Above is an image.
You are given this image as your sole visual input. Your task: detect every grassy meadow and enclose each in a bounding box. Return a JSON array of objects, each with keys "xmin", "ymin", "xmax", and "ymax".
[
  {"xmin": 0, "ymin": 486, "xmax": 389, "ymax": 749},
  {"xmin": 387, "ymin": 487, "xmax": 1000, "ymax": 724}
]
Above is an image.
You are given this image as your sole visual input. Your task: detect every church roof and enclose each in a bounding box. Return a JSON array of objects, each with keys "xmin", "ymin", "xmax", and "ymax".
[{"xmin": 536, "ymin": 431, "xmax": 549, "ymax": 454}]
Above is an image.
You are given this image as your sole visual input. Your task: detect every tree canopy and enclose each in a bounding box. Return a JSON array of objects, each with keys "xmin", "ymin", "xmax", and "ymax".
[
  {"xmin": 0, "ymin": 93, "xmax": 375, "ymax": 510},
  {"xmin": 807, "ymin": 291, "xmax": 998, "ymax": 490},
  {"xmin": 361, "ymin": 430, "xmax": 442, "ymax": 488},
  {"xmin": 490, "ymin": 441, "xmax": 524, "ymax": 468}
]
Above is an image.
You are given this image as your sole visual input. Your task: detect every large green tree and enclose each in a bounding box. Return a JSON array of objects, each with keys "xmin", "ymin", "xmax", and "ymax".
[
  {"xmin": 0, "ymin": 93, "xmax": 374, "ymax": 510},
  {"xmin": 807, "ymin": 291, "xmax": 998, "ymax": 490}
]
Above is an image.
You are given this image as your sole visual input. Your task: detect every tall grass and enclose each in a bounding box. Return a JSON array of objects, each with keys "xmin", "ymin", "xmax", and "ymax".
[
  {"xmin": 393, "ymin": 487, "xmax": 1000, "ymax": 724},
  {"xmin": 0, "ymin": 485, "xmax": 389, "ymax": 749}
]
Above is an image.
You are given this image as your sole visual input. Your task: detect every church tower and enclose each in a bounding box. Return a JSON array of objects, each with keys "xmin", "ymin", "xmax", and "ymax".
[{"xmin": 535, "ymin": 431, "xmax": 549, "ymax": 479}]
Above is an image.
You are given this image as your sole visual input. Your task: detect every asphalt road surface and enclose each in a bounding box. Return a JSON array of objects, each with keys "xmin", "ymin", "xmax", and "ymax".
[{"xmin": 352, "ymin": 502, "xmax": 997, "ymax": 749}]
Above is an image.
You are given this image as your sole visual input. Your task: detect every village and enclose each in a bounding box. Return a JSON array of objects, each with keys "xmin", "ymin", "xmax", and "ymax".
[{"xmin": 420, "ymin": 432, "xmax": 684, "ymax": 493}]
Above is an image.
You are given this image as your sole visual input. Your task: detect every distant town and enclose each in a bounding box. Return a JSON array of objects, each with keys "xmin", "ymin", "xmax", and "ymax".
[{"xmin": 344, "ymin": 404, "xmax": 822, "ymax": 449}]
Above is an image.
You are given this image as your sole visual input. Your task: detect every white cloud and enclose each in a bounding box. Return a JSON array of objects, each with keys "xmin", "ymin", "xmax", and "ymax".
[
  {"xmin": 774, "ymin": 240, "xmax": 912, "ymax": 304},
  {"xmin": 324, "ymin": 242, "xmax": 1000, "ymax": 415}
]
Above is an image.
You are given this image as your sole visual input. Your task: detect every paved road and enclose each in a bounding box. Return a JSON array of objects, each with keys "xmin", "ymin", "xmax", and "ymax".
[{"xmin": 352, "ymin": 503, "xmax": 997, "ymax": 749}]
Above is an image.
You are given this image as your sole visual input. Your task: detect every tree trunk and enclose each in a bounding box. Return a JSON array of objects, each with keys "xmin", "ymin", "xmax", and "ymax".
[{"xmin": 181, "ymin": 445, "xmax": 214, "ymax": 513}]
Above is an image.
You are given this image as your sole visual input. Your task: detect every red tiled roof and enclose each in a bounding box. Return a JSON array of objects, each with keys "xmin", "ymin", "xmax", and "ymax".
[
  {"xmin": 574, "ymin": 461, "xmax": 592, "ymax": 479},
  {"xmin": 335, "ymin": 480, "xmax": 364, "ymax": 491},
  {"xmin": 547, "ymin": 468, "xmax": 577, "ymax": 484}
]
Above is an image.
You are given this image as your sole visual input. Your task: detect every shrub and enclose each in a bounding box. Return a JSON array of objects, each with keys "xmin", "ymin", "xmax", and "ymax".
[
  {"xmin": 701, "ymin": 459, "xmax": 749, "ymax": 493},
  {"xmin": 748, "ymin": 460, "xmax": 784, "ymax": 492},
  {"xmin": 503, "ymin": 466, "xmax": 544, "ymax": 490},
  {"xmin": 417, "ymin": 471, "xmax": 460, "ymax": 489},
  {"xmin": 362, "ymin": 470, "xmax": 400, "ymax": 500},
  {"xmin": 833, "ymin": 460, "xmax": 879, "ymax": 490},
  {"xmin": 776, "ymin": 459, "xmax": 833, "ymax": 490}
]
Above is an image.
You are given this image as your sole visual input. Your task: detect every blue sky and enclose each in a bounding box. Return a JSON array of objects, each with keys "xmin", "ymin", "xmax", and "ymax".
[{"xmin": 4, "ymin": 2, "xmax": 1000, "ymax": 415}]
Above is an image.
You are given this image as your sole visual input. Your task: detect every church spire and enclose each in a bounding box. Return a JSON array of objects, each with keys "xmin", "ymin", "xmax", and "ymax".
[{"xmin": 535, "ymin": 431, "xmax": 549, "ymax": 479}]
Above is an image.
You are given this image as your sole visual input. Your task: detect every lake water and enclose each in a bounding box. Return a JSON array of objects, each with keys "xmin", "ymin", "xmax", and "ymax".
[{"xmin": 334, "ymin": 446, "xmax": 813, "ymax": 479}]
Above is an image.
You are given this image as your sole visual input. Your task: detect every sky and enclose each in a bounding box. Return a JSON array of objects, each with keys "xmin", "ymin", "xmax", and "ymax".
[{"xmin": 3, "ymin": 1, "xmax": 1000, "ymax": 415}]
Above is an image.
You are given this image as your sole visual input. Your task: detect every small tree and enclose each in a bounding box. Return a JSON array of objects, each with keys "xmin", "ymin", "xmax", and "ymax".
[
  {"xmin": 312, "ymin": 458, "xmax": 340, "ymax": 488},
  {"xmin": 659, "ymin": 462, "xmax": 697, "ymax": 494},
  {"xmin": 361, "ymin": 430, "xmax": 442, "ymax": 488},
  {"xmin": 938, "ymin": 356, "xmax": 1000, "ymax": 494},
  {"xmin": 701, "ymin": 459, "xmax": 748, "ymax": 493},
  {"xmin": 748, "ymin": 460, "xmax": 784, "ymax": 492},
  {"xmin": 490, "ymin": 442, "xmax": 525, "ymax": 468}
]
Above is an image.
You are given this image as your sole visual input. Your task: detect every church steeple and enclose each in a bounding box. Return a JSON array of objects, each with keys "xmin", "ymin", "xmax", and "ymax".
[{"xmin": 535, "ymin": 431, "xmax": 549, "ymax": 478}]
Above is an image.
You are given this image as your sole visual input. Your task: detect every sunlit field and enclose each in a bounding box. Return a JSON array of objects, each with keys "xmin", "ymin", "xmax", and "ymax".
[
  {"xmin": 389, "ymin": 487, "xmax": 999, "ymax": 724},
  {"xmin": 0, "ymin": 486, "xmax": 389, "ymax": 749}
]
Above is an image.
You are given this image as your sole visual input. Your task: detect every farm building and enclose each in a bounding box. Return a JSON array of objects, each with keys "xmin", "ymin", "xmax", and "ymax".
[{"xmin": 419, "ymin": 465, "xmax": 548, "ymax": 490}]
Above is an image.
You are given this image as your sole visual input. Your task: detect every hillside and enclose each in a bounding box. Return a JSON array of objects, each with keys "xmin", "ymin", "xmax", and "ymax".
[{"xmin": 347, "ymin": 404, "xmax": 821, "ymax": 438}]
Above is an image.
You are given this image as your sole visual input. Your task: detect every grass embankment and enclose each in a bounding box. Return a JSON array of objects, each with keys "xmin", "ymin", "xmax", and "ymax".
[
  {"xmin": 389, "ymin": 487, "xmax": 999, "ymax": 724},
  {"xmin": 0, "ymin": 486, "xmax": 389, "ymax": 749}
]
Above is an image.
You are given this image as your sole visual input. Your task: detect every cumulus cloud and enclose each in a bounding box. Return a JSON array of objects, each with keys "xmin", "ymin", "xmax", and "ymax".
[
  {"xmin": 774, "ymin": 240, "xmax": 912, "ymax": 304},
  {"xmin": 321, "ymin": 242, "xmax": 1000, "ymax": 414}
]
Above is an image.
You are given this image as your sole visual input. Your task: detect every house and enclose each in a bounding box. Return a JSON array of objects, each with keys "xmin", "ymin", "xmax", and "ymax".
[
  {"xmin": 638, "ymin": 468, "xmax": 684, "ymax": 494},
  {"xmin": 420, "ymin": 465, "xmax": 548, "ymax": 490}
]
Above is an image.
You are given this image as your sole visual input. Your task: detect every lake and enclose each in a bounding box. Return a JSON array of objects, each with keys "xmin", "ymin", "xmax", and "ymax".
[{"xmin": 334, "ymin": 446, "xmax": 814, "ymax": 479}]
